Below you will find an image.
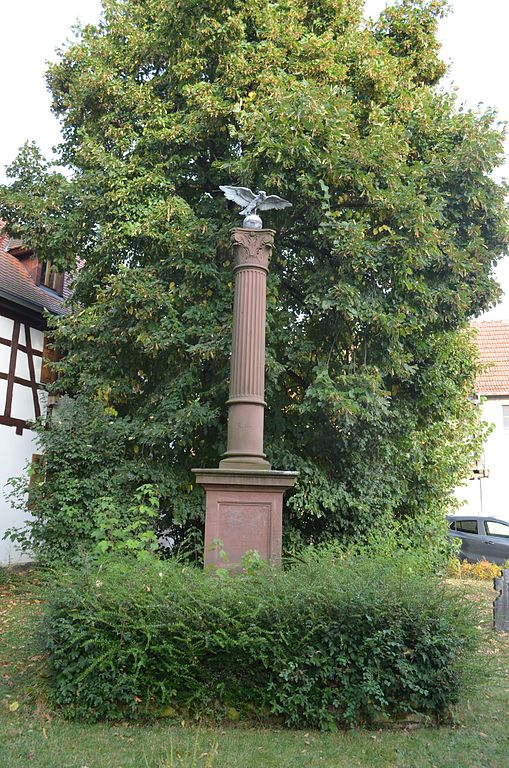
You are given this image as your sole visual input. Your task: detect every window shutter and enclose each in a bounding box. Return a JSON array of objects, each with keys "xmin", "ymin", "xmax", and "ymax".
[
  {"xmin": 41, "ymin": 337, "xmax": 58, "ymax": 385},
  {"xmin": 53, "ymin": 271, "xmax": 65, "ymax": 296}
]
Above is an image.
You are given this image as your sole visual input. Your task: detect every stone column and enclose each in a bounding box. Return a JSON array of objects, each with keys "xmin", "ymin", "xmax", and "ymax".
[
  {"xmin": 193, "ymin": 227, "xmax": 298, "ymax": 570},
  {"xmin": 219, "ymin": 228, "xmax": 273, "ymax": 470}
]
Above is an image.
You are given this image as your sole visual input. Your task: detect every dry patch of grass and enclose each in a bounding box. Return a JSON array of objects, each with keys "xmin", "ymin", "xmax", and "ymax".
[{"xmin": 0, "ymin": 568, "xmax": 47, "ymax": 708}]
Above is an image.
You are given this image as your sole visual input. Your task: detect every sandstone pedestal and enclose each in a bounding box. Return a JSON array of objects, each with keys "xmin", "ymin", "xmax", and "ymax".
[
  {"xmin": 193, "ymin": 469, "xmax": 296, "ymax": 568},
  {"xmin": 193, "ymin": 226, "xmax": 297, "ymax": 569}
]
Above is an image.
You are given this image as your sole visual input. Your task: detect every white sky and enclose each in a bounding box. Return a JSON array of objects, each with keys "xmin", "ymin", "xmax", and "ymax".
[{"xmin": 1, "ymin": 0, "xmax": 508, "ymax": 318}]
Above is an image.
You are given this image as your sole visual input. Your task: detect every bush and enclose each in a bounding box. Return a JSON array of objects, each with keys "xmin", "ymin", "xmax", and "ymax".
[
  {"xmin": 42, "ymin": 548, "xmax": 479, "ymax": 729},
  {"xmin": 459, "ymin": 559, "xmax": 503, "ymax": 581},
  {"xmin": 446, "ymin": 556, "xmax": 462, "ymax": 579},
  {"xmin": 5, "ymin": 397, "xmax": 162, "ymax": 565}
]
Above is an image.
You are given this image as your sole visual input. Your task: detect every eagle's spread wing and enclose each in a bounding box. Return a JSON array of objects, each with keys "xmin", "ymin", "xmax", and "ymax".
[
  {"xmin": 258, "ymin": 195, "xmax": 292, "ymax": 211},
  {"xmin": 219, "ymin": 185, "xmax": 256, "ymax": 207}
]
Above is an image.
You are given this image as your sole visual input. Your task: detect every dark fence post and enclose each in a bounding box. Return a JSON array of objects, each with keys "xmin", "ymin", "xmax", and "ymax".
[{"xmin": 493, "ymin": 569, "xmax": 509, "ymax": 632}]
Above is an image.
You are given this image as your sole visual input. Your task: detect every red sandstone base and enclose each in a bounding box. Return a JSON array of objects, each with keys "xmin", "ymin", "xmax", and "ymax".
[{"xmin": 192, "ymin": 469, "xmax": 297, "ymax": 569}]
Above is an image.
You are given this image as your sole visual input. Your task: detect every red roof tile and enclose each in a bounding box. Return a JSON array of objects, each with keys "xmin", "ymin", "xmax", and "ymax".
[
  {"xmin": 471, "ymin": 320, "xmax": 509, "ymax": 396},
  {"xmin": 0, "ymin": 234, "xmax": 66, "ymax": 315}
]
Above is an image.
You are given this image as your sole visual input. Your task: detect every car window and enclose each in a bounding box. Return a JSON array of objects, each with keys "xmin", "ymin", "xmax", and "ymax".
[
  {"xmin": 454, "ymin": 520, "xmax": 478, "ymax": 534},
  {"xmin": 484, "ymin": 520, "xmax": 509, "ymax": 538},
  {"xmin": 448, "ymin": 520, "xmax": 456, "ymax": 530}
]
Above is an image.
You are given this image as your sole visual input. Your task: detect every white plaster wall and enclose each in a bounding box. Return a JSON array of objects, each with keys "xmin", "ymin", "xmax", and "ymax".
[
  {"xmin": 11, "ymin": 384, "xmax": 36, "ymax": 422},
  {"xmin": 455, "ymin": 397, "xmax": 509, "ymax": 518},
  {"xmin": 15, "ymin": 350, "xmax": 30, "ymax": 379},
  {"xmin": 0, "ymin": 315, "xmax": 14, "ymax": 340},
  {"xmin": 0, "ymin": 317, "xmax": 13, "ymax": 376},
  {"xmin": 0, "ymin": 343, "xmax": 10, "ymax": 374},
  {"xmin": 30, "ymin": 328, "xmax": 44, "ymax": 352},
  {"xmin": 0, "ymin": 423, "xmax": 37, "ymax": 564},
  {"xmin": 0, "ymin": 316, "xmax": 47, "ymax": 565}
]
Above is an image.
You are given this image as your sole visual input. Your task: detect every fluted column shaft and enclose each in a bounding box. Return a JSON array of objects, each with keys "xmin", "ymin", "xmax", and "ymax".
[{"xmin": 219, "ymin": 228, "xmax": 274, "ymax": 470}]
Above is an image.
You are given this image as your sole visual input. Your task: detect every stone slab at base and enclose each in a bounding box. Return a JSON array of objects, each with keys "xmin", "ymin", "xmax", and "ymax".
[{"xmin": 192, "ymin": 468, "xmax": 298, "ymax": 569}]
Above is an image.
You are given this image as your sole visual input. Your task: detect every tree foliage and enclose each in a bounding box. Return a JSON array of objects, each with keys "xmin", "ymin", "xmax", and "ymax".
[{"xmin": 1, "ymin": 0, "xmax": 507, "ymax": 557}]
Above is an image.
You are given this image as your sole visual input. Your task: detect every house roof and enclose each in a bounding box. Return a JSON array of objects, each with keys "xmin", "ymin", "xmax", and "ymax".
[
  {"xmin": 472, "ymin": 320, "xmax": 509, "ymax": 396},
  {"xmin": 0, "ymin": 233, "xmax": 67, "ymax": 316}
]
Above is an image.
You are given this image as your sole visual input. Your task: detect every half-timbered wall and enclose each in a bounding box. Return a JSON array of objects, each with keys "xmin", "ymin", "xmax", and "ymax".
[
  {"xmin": 0, "ymin": 315, "xmax": 47, "ymax": 430},
  {"xmin": 0, "ymin": 314, "xmax": 48, "ymax": 564}
]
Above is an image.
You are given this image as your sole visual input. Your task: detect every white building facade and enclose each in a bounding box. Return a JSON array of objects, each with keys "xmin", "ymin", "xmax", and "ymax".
[
  {"xmin": 0, "ymin": 234, "xmax": 65, "ymax": 565},
  {"xmin": 456, "ymin": 321, "xmax": 509, "ymax": 517}
]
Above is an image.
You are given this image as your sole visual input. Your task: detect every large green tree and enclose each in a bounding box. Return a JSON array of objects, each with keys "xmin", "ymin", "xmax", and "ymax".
[{"xmin": 1, "ymin": 0, "xmax": 507, "ymax": 559}]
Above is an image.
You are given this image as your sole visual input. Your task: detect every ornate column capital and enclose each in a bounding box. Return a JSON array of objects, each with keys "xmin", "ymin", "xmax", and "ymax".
[{"xmin": 231, "ymin": 228, "xmax": 275, "ymax": 273}]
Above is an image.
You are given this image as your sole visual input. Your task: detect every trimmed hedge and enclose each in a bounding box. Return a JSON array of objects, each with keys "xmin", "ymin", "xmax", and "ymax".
[{"xmin": 42, "ymin": 550, "xmax": 479, "ymax": 729}]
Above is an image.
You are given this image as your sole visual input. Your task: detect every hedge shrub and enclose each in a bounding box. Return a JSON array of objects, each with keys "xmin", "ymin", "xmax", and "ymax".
[
  {"xmin": 459, "ymin": 559, "xmax": 504, "ymax": 581},
  {"xmin": 42, "ymin": 549, "xmax": 479, "ymax": 729}
]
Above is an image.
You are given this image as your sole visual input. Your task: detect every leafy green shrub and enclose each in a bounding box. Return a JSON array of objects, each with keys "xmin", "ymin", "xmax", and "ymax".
[
  {"xmin": 446, "ymin": 557, "xmax": 505, "ymax": 581},
  {"xmin": 459, "ymin": 559, "xmax": 502, "ymax": 581},
  {"xmin": 351, "ymin": 505, "xmax": 460, "ymax": 576},
  {"xmin": 4, "ymin": 397, "xmax": 162, "ymax": 565},
  {"xmin": 42, "ymin": 547, "xmax": 479, "ymax": 729},
  {"xmin": 90, "ymin": 485, "xmax": 160, "ymax": 559},
  {"xmin": 446, "ymin": 556, "xmax": 462, "ymax": 579}
]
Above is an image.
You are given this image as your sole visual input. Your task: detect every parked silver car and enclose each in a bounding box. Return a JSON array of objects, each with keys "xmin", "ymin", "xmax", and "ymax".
[{"xmin": 446, "ymin": 514, "xmax": 509, "ymax": 564}]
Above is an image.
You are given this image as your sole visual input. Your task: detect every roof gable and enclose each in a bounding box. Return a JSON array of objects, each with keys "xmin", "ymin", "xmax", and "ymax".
[
  {"xmin": 472, "ymin": 320, "xmax": 509, "ymax": 396},
  {"xmin": 0, "ymin": 233, "xmax": 66, "ymax": 316}
]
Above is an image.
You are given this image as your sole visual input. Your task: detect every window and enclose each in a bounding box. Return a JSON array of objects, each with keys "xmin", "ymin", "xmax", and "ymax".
[
  {"xmin": 37, "ymin": 260, "xmax": 64, "ymax": 296},
  {"xmin": 503, "ymin": 405, "xmax": 509, "ymax": 431},
  {"xmin": 455, "ymin": 520, "xmax": 478, "ymax": 534},
  {"xmin": 484, "ymin": 520, "xmax": 509, "ymax": 538},
  {"xmin": 449, "ymin": 521, "xmax": 456, "ymax": 530}
]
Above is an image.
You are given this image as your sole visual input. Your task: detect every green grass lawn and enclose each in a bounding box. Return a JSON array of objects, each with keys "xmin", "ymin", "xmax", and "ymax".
[{"xmin": 1, "ymin": 568, "xmax": 508, "ymax": 768}]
